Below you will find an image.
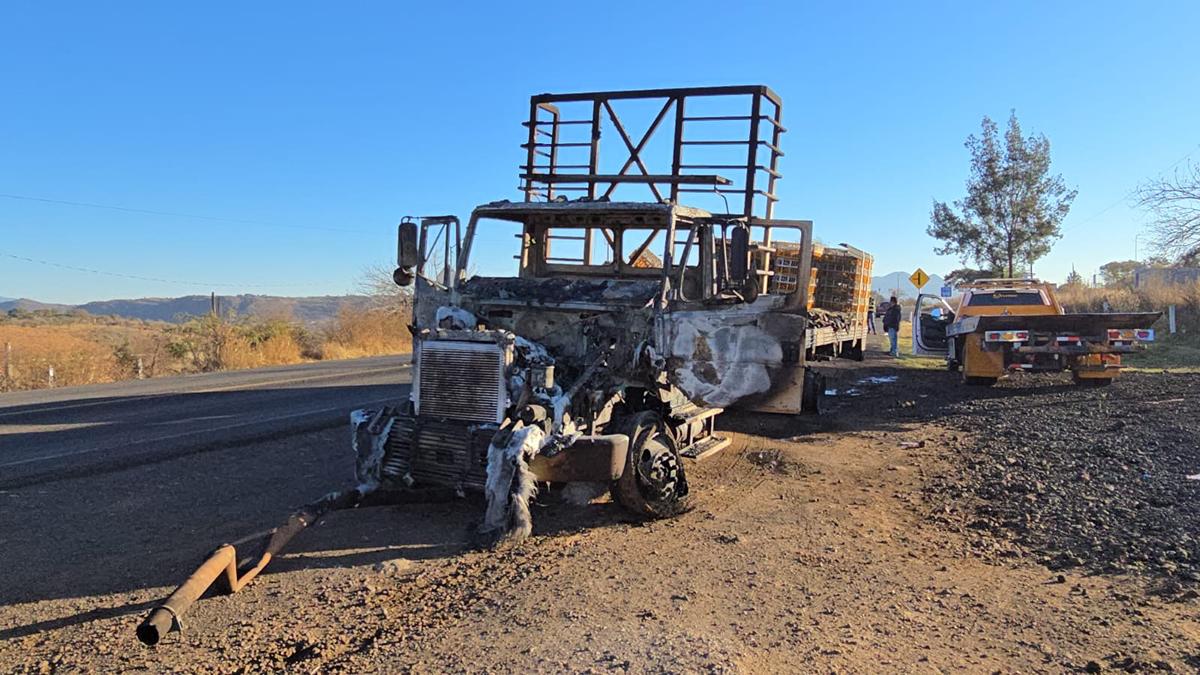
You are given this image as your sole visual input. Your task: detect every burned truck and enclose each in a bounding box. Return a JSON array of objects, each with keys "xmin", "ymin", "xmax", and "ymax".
[
  {"xmin": 370, "ymin": 86, "xmax": 871, "ymax": 542},
  {"xmin": 138, "ymin": 85, "xmax": 869, "ymax": 645}
]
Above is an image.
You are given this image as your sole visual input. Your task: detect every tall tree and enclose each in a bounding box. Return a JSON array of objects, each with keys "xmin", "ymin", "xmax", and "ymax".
[
  {"xmin": 943, "ymin": 267, "xmax": 995, "ymax": 285},
  {"xmin": 928, "ymin": 112, "xmax": 1077, "ymax": 277},
  {"xmin": 1135, "ymin": 162, "xmax": 1200, "ymax": 263}
]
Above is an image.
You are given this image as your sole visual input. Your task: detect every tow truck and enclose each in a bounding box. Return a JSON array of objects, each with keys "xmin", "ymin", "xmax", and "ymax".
[{"xmin": 911, "ymin": 278, "xmax": 1161, "ymax": 386}]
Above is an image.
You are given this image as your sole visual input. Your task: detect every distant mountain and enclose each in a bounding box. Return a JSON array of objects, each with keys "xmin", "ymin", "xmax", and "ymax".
[
  {"xmin": 1, "ymin": 294, "xmax": 377, "ymax": 324},
  {"xmin": 872, "ymin": 271, "xmax": 947, "ymax": 298},
  {"xmin": 0, "ymin": 298, "xmax": 77, "ymax": 313}
]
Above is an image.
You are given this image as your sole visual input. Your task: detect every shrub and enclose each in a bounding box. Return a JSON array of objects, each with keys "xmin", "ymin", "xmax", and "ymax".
[{"xmin": 322, "ymin": 306, "xmax": 411, "ymax": 359}]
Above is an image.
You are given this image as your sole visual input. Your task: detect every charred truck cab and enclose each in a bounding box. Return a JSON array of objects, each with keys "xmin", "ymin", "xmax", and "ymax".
[
  {"xmin": 381, "ymin": 202, "xmax": 820, "ymax": 541},
  {"xmin": 363, "ymin": 86, "xmax": 837, "ymax": 542}
]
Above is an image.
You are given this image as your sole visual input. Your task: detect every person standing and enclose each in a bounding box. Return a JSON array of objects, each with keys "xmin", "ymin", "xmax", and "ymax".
[
  {"xmin": 866, "ymin": 295, "xmax": 877, "ymax": 334},
  {"xmin": 882, "ymin": 295, "xmax": 902, "ymax": 357}
]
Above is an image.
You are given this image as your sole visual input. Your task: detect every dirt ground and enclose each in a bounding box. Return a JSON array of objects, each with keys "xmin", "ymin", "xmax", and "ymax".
[{"xmin": 2, "ymin": 345, "xmax": 1198, "ymax": 673}]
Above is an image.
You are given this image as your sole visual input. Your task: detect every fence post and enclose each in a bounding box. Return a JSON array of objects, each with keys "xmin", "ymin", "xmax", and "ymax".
[
  {"xmin": 3, "ymin": 341, "xmax": 10, "ymax": 388},
  {"xmin": 47, "ymin": 365, "xmax": 55, "ymax": 388},
  {"xmin": 1168, "ymin": 304, "xmax": 1177, "ymax": 334}
]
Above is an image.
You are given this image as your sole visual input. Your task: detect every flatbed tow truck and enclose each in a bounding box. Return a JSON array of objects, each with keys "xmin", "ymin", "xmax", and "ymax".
[{"xmin": 912, "ymin": 278, "xmax": 1161, "ymax": 386}]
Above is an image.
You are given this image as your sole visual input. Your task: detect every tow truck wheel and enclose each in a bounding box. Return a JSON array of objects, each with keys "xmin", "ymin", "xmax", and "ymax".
[
  {"xmin": 611, "ymin": 411, "xmax": 690, "ymax": 519},
  {"xmin": 1072, "ymin": 373, "xmax": 1113, "ymax": 387},
  {"xmin": 962, "ymin": 375, "xmax": 997, "ymax": 386}
]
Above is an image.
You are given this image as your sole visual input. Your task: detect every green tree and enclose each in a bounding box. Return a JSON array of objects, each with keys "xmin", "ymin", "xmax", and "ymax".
[
  {"xmin": 929, "ymin": 112, "xmax": 1077, "ymax": 278},
  {"xmin": 1098, "ymin": 260, "xmax": 1140, "ymax": 288},
  {"xmin": 943, "ymin": 267, "xmax": 996, "ymax": 285}
]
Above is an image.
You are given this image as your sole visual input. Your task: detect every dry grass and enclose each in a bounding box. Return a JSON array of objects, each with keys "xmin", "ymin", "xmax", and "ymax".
[
  {"xmin": 1056, "ymin": 281, "xmax": 1200, "ymax": 327},
  {"xmin": 321, "ymin": 307, "xmax": 411, "ymax": 360},
  {"xmin": 0, "ymin": 326, "xmax": 120, "ymax": 389},
  {"xmin": 1, "ymin": 306, "xmax": 412, "ymax": 391},
  {"xmin": 0, "ymin": 323, "xmax": 178, "ymax": 390}
]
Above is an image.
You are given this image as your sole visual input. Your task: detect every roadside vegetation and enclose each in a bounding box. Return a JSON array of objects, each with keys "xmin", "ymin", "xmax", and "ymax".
[
  {"xmin": 0, "ymin": 303, "xmax": 412, "ymax": 391},
  {"xmin": 1058, "ymin": 281, "xmax": 1200, "ymax": 371}
]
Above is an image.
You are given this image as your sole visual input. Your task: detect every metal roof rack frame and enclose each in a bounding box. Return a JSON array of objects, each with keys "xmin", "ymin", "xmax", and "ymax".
[{"xmin": 519, "ymin": 85, "xmax": 785, "ymax": 220}]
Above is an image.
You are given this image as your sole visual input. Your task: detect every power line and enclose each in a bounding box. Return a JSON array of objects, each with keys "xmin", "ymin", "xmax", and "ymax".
[
  {"xmin": 0, "ymin": 250, "xmax": 337, "ymax": 290},
  {"xmin": 1063, "ymin": 143, "xmax": 1200, "ymax": 233},
  {"xmin": 0, "ymin": 192, "xmax": 374, "ymax": 235}
]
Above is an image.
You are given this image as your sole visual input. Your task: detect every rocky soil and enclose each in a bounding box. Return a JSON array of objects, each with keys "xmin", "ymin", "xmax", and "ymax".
[
  {"xmin": 1, "ymin": 355, "xmax": 1198, "ymax": 673},
  {"xmin": 923, "ymin": 373, "xmax": 1200, "ymax": 588}
]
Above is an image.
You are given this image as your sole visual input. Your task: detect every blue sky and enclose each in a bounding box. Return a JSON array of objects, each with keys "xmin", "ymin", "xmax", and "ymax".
[{"xmin": 2, "ymin": 1, "xmax": 1198, "ymax": 304}]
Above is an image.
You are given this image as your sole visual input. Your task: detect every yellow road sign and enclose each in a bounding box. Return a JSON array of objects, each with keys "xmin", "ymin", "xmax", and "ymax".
[{"xmin": 909, "ymin": 268, "xmax": 929, "ymax": 289}]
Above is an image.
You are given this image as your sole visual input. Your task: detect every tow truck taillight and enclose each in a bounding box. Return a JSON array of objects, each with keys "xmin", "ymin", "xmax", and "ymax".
[
  {"xmin": 985, "ymin": 330, "xmax": 1029, "ymax": 342},
  {"xmin": 1107, "ymin": 328, "xmax": 1155, "ymax": 342}
]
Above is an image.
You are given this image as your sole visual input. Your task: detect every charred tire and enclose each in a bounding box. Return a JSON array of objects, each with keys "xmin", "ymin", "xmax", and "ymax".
[
  {"xmin": 802, "ymin": 368, "xmax": 825, "ymax": 414},
  {"xmin": 611, "ymin": 411, "xmax": 690, "ymax": 519}
]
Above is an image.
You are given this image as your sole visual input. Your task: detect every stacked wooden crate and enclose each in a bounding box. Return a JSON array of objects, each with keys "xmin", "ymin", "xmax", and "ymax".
[
  {"xmin": 768, "ymin": 241, "xmax": 806, "ymax": 295},
  {"xmin": 765, "ymin": 242, "xmax": 872, "ymax": 320},
  {"xmin": 810, "ymin": 246, "xmax": 873, "ymax": 320}
]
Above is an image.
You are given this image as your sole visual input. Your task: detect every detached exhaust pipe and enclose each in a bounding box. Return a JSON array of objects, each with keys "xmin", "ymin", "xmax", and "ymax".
[
  {"xmin": 136, "ymin": 488, "xmax": 367, "ymax": 646},
  {"xmin": 136, "ymin": 485, "xmax": 457, "ymax": 646}
]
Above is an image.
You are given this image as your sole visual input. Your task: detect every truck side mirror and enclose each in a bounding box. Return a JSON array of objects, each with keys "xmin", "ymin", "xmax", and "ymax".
[
  {"xmin": 395, "ymin": 220, "xmax": 419, "ymax": 287},
  {"xmin": 729, "ymin": 224, "xmax": 751, "ymax": 284}
]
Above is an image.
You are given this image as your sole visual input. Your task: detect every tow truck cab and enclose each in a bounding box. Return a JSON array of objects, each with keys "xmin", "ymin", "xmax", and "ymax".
[{"xmin": 913, "ymin": 284, "xmax": 1062, "ymax": 357}]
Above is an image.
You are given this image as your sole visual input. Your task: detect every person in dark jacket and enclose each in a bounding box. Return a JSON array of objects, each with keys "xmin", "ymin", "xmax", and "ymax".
[{"xmin": 882, "ymin": 295, "xmax": 902, "ymax": 357}]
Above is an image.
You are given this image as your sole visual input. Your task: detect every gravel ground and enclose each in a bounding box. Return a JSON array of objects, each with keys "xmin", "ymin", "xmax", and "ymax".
[
  {"xmin": 2, "ymin": 357, "xmax": 1198, "ymax": 672},
  {"xmin": 922, "ymin": 371, "xmax": 1200, "ymax": 589}
]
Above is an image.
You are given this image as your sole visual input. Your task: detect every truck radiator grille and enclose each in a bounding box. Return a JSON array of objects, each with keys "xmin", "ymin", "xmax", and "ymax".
[
  {"xmin": 384, "ymin": 417, "xmax": 494, "ymax": 491},
  {"xmin": 416, "ymin": 340, "xmax": 506, "ymax": 423}
]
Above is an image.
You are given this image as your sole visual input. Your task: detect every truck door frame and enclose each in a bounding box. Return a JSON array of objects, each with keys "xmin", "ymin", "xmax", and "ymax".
[{"xmin": 911, "ymin": 293, "xmax": 954, "ymax": 357}]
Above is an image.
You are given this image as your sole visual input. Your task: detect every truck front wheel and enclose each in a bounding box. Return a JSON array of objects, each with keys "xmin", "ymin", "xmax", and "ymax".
[{"xmin": 611, "ymin": 411, "xmax": 690, "ymax": 519}]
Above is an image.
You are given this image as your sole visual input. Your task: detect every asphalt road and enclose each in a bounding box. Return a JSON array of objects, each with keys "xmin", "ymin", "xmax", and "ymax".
[{"xmin": 0, "ymin": 355, "xmax": 412, "ymax": 488}]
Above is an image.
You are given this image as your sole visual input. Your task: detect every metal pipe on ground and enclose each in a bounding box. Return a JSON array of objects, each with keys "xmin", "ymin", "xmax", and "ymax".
[
  {"xmin": 136, "ymin": 486, "xmax": 459, "ymax": 646},
  {"xmin": 136, "ymin": 488, "xmax": 365, "ymax": 645}
]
